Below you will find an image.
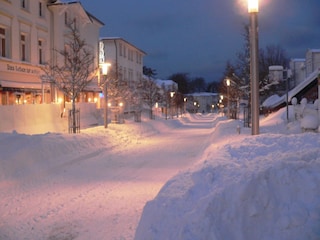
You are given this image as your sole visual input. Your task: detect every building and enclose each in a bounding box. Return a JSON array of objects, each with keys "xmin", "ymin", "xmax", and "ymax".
[
  {"xmin": 99, "ymin": 37, "xmax": 146, "ymax": 112},
  {"xmin": 100, "ymin": 37, "xmax": 146, "ymax": 87},
  {"xmin": 0, "ymin": 0, "xmax": 103, "ymax": 105},
  {"xmin": 185, "ymin": 92, "xmax": 219, "ymax": 113},
  {"xmin": 289, "ymin": 58, "xmax": 306, "ymax": 87}
]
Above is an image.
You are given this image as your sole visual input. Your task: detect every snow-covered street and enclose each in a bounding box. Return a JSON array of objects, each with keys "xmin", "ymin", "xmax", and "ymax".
[
  {"xmin": 1, "ymin": 110, "xmax": 320, "ymax": 240},
  {"xmin": 0, "ymin": 114, "xmax": 216, "ymax": 240}
]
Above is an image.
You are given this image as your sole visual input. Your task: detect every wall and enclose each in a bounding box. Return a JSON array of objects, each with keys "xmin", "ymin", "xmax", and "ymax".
[{"xmin": 0, "ymin": 103, "xmax": 100, "ymax": 134}]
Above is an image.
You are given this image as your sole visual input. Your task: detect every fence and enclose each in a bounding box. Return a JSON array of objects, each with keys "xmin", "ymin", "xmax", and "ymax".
[{"xmin": 0, "ymin": 102, "xmax": 99, "ymax": 134}]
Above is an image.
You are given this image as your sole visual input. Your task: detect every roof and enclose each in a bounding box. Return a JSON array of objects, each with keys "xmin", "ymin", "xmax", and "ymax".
[
  {"xmin": 263, "ymin": 67, "xmax": 320, "ymax": 108},
  {"xmin": 47, "ymin": 1, "xmax": 104, "ymax": 26},
  {"xmin": 100, "ymin": 37, "xmax": 146, "ymax": 55}
]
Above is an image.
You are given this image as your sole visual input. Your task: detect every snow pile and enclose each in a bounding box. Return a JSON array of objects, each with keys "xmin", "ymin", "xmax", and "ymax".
[
  {"xmin": 1, "ymin": 107, "xmax": 320, "ymax": 239},
  {"xmin": 262, "ymin": 94, "xmax": 283, "ymax": 108},
  {"xmin": 135, "ymin": 114, "xmax": 320, "ymax": 239}
]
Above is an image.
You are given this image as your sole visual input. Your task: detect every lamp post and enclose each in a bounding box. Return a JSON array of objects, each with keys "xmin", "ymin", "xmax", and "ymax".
[
  {"xmin": 248, "ymin": 0, "xmax": 260, "ymax": 135},
  {"xmin": 100, "ymin": 62, "xmax": 111, "ymax": 128},
  {"xmin": 184, "ymin": 97, "xmax": 187, "ymax": 114},
  {"xmin": 170, "ymin": 91, "xmax": 175, "ymax": 118},
  {"xmin": 318, "ymin": 73, "xmax": 320, "ymax": 129},
  {"xmin": 226, "ymin": 78, "xmax": 231, "ymax": 118}
]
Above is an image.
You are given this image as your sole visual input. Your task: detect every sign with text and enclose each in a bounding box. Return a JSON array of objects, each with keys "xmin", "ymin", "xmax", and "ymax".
[{"xmin": 1, "ymin": 62, "xmax": 41, "ymax": 76}]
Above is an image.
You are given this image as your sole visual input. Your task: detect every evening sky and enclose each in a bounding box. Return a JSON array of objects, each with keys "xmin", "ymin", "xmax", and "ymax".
[{"xmin": 80, "ymin": 0, "xmax": 320, "ymax": 82}]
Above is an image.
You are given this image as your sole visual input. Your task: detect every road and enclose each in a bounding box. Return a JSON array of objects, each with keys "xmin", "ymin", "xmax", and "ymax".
[{"xmin": 0, "ymin": 114, "xmax": 217, "ymax": 240}]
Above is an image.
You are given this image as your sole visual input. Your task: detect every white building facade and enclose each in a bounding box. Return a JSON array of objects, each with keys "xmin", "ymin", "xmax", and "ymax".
[
  {"xmin": 99, "ymin": 37, "xmax": 146, "ymax": 113},
  {"xmin": 100, "ymin": 37, "xmax": 146, "ymax": 87},
  {"xmin": 289, "ymin": 49, "xmax": 320, "ymax": 87},
  {"xmin": 0, "ymin": 0, "xmax": 103, "ymax": 105}
]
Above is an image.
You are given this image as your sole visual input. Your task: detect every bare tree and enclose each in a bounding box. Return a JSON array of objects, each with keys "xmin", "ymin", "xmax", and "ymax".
[
  {"xmin": 105, "ymin": 66, "xmax": 133, "ymax": 123},
  {"xmin": 42, "ymin": 19, "xmax": 97, "ymax": 133},
  {"xmin": 140, "ymin": 77, "xmax": 161, "ymax": 119}
]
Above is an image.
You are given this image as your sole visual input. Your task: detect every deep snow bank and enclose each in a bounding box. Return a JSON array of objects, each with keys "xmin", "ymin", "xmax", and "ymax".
[{"xmin": 135, "ymin": 129, "xmax": 320, "ymax": 240}]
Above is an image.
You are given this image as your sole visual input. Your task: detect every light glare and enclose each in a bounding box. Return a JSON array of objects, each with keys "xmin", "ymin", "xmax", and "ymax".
[
  {"xmin": 100, "ymin": 62, "xmax": 111, "ymax": 75},
  {"xmin": 248, "ymin": 0, "xmax": 259, "ymax": 12}
]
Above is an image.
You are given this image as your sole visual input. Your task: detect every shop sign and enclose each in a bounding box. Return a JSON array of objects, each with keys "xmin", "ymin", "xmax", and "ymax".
[{"xmin": 2, "ymin": 63, "xmax": 41, "ymax": 75}]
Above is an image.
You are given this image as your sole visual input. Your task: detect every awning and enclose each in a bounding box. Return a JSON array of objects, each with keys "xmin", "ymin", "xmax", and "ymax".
[{"xmin": 0, "ymin": 80, "xmax": 50, "ymax": 90}]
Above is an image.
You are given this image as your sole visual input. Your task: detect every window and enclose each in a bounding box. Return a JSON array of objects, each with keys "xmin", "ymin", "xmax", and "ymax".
[
  {"xmin": 21, "ymin": 0, "xmax": 28, "ymax": 9},
  {"xmin": 64, "ymin": 44, "xmax": 68, "ymax": 65},
  {"xmin": 128, "ymin": 49, "xmax": 133, "ymax": 61},
  {"xmin": 65, "ymin": 12, "xmax": 68, "ymax": 25},
  {"xmin": 0, "ymin": 28, "xmax": 6, "ymax": 58},
  {"xmin": 39, "ymin": 2, "xmax": 43, "ymax": 17},
  {"xmin": 129, "ymin": 69, "xmax": 133, "ymax": 80},
  {"xmin": 119, "ymin": 43, "xmax": 122, "ymax": 56},
  {"xmin": 123, "ymin": 67, "xmax": 127, "ymax": 81},
  {"xmin": 21, "ymin": 34, "xmax": 27, "ymax": 61},
  {"xmin": 21, "ymin": 35, "xmax": 26, "ymax": 61},
  {"xmin": 38, "ymin": 40, "xmax": 43, "ymax": 64}
]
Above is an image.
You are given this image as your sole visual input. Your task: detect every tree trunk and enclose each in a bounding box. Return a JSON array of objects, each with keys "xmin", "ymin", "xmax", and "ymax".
[{"xmin": 72, "ymin": 98, "xmax": 76, "ymax": 133}]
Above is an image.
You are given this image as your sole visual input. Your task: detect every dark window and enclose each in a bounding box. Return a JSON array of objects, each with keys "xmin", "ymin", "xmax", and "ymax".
[
  {"xmin": 0, "ymin": 28, "xmax": 6, "ymax": 57},
  {"xmin": 39, "ymin": 2, "xmax": 42, "ymax": 17},
  {"xmin": 21, "ymin": 35, "xmax": 26, "ymax": 61}
]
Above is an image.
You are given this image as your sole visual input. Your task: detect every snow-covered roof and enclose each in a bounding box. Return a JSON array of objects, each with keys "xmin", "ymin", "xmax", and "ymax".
[
  {"xmin": 100, "ymin": 37, "xmax": 146, "ymax": 55},
  {"xmin": 154, "ymin": 79, "xmax": 177, "ymax": 89},
  {"xmin": 263, "ymin": 67, "xmax": 320, "ymax": 108},
  {"xmin": 269, "ymin": 65, "xmax": 283, "ymax": 71},
  {"xmin": 307, "ymin": 49, "xmax": 320, "ymax": 53},
  {"xmin": 288, "ymin": 67, "xmax": 320, "ymax": 101}
]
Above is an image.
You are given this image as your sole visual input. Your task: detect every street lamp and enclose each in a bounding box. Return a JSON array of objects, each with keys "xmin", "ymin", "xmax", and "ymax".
[
  {"xmin": 100, "ymin": 62, "xmax": 111, "ymax": 128},
  {"xmin": 318, "ymin": 74, "xmax": 320, "ymax": 128},
  {"xmin": 170, "ymin": 91, "xmax": 175, "ymax": 118},
  {"xmin": 248, "ymin": 0, "xmax": 260, "ymax": 135},
  {"xmin": 226, "ymin": 78, "xmax": 231, "ymax": 118}
]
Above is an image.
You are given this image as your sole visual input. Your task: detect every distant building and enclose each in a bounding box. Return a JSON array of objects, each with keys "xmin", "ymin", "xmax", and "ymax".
[
  {"xmin": 0, "ymin": 0, "xmax": 103, "ymax": 105},
  {"xmin": 305, "ymin": 49, "xmax": 320, "ymax": 76},
  {"xmin": 289, "ymin": 49, "xmax": 320, "ymax": 87},
  {"xmin": 185, "ymin": 92, "xmax": 219, "ymax": 113},
  {"xmin": 263, "ymin": 49, "xmax": 320, "ymax": 110},
  {"xmin": 289, "ymin": 58, "xmax": 306, "ymax": 86}
]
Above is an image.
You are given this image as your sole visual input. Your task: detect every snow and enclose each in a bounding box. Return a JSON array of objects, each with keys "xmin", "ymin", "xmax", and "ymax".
[{"xmin": 1, "ymin": 108, "xmax": 320, "ymax": 240}]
